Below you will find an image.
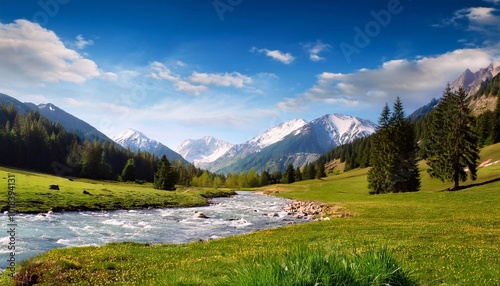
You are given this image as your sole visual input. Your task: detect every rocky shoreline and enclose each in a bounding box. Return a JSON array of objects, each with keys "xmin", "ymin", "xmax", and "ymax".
[{"xmin": 281, "ymin": 200, "xmax": 351, "ymax": 222}]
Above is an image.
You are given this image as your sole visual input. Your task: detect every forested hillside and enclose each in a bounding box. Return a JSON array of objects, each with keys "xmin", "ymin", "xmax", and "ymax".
[
  {"xmin": 0, "ymin": 103, "xmax": 202, "ymax": 184},
  {"xmin": 317, "ymin": 80, "xmax": 500, "ymax": 173}
]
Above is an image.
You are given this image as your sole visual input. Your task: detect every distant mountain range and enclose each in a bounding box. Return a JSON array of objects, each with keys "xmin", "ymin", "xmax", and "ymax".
[
  {"xmin": 113, "ymin": 129, "xmax": 186, "ymax": 162},
  {"xmin": 5, "ymin": 63, "xmax": 497, "ymax": 174},
  {"xmin": 0, "ymin": 93, "xmax": 185, "ymax": 163},
  {"xmin": 176, "ymin": 136, "xmax": 234, "ymax": 169},
  {"xmin": 0, "ymin": 93, "xmax": 111, "ymax": 143},
  {"xmin": 410, "ymin": 63, "xmax": 500, "ymax": 121},
  {"xmin": 177, "ymin": 114, "xmax": 377, "ymax": 173},
  {"xmin": 450, "ymin": 63, "xmax": 500, "ymax": 96}
]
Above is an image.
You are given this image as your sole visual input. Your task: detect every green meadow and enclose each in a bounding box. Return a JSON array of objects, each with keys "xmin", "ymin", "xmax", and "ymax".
[
  {"xmin": 1, "ymin": 144, "xmax": 500, "ymax": 285},
  {"xmin": 0, "ymin": 167, "xmax": 235, "ymax": 213}
]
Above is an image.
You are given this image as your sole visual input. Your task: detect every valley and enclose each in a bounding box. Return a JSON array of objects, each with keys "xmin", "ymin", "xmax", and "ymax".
[
  {"xmin": 2, "ymin": 143, "xmax": 498, "ymax": 285},
  {"xmin": 1, "ymin": 1, "xmax": 500, "ymax": 283}
]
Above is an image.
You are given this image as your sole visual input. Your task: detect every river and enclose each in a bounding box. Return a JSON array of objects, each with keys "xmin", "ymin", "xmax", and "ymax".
[{"xmin": 1, "ymin": 191, "xmax": 304, "ymax": 269}]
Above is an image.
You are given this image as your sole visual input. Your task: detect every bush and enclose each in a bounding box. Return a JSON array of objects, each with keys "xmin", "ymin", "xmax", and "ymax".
[{"xmin": 219, "ymin": 246, "xmax": 416, "ymax": 286}]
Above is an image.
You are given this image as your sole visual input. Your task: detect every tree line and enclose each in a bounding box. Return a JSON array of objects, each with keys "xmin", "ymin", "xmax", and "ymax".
[
  {"xmin": 316, "ymin": 84, "xmax": 491, "ymax": 193},
  {"xmin": 0, "ymin": 103, "xmax": 203, "ymax": 189},
  {"xmin": 189, "ymin": 161, "xmax": 327, "ymax": 189}
]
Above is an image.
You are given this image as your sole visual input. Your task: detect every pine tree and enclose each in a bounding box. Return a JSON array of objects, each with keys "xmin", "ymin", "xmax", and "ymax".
[
  {"xmin": 427, "ymin": 86, "xmax": 479, "ymax": 190},
  {"xmin": 493, "ymin": 95, "xmax": 500, "ymax": 143},
  {"xmin": 120, "ymin": 158, "xmax": 136, "ymax": 182},
  {"xmin": 285, "ymin": 164, "xmax": 295, "ymax": 184},
  {"xmin": 368, "ymin": 103, "xmax": 392, "ymax": 194},
  {"xmin": 315, "ymin": 160, "xmax": 326, "ymax": 179},
  {"xmin": 368, "ymin": 99, "xmax": 420, "ymax": 194},
  {"xmin": 388, "ymin": 97, "xmax": 420, "ymax": 193},
  {"xmin": 154, "ymin": 155, "xmax": 178, "ymax": 191}
]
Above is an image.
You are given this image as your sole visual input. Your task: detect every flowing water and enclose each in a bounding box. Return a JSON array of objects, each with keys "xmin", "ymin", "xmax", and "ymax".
[{"xmin": 1, "ymin": 191, "xmax": 303, "ymax": 269}]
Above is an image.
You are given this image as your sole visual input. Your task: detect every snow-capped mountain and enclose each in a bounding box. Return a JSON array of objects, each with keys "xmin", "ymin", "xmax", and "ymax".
[
  {"xmin": 248, "ymin": 119, "xmax": 308, "ymax": 151},
  {"xmin": 451, "ymin": 63, "xmax": 500, "ymax": 95},
  {"xmin": 309, "ymin": 114, "xmax": 376, "ymax": 147},
  {"xmin": 37, "ymin": 103, "xmax": 113, "ymax": 143},
  {"xmin": 113, "ymin": 129, "xmax": 185, "ymax": 162},
  {"xmin": 204, "ymin": 114, "xmax": 376, "ymax": 173},
  {"xmin": 175, "ymin": 136, "xmax": 234, "ymax": 168}
]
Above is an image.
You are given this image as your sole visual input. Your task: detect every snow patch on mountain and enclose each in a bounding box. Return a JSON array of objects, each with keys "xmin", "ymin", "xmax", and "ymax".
[
  {"xmin": 113, "ymin": 129, "xmax": 184, "ymax": 161},
  {"xmin": 204, "ymin": 114, "xmax": 376, "ymax": 173},
  {"xmin": 176, "ymin": 136, "xmax": 234, "ymax": 166},
  {"xmin": 248, "ymin": 119, "xmax": 308, "ymax": 149},
  {"xmin": 113, "ymin": 129, "xmax": 157, "ymax": 151},
  {"xmin": 311, "ymin": 114, "xmax": 377, "ymax": 146}
]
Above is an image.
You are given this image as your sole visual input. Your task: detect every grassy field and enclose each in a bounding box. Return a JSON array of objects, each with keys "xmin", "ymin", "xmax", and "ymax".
[
  {"xmin": 1, "ymin": 144, "xmax": 499, "ymax": 285},
  {"xmin": 0, "ymin": 167, "xmax": 235, "ymax": 213}
]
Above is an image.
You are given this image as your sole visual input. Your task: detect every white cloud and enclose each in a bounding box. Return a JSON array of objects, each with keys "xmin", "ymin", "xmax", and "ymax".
[
  {"xmin": 257, "ymin": 72, "xmax": 280, "ymax": 79},
  {"xmin": 101, "ymin": 71, "xmax": 118, "ymax": 81},
  {"xmin": 277, "ymin": 47, "xmax": 497, "ymax": 111},
  {"xmin": 176, "ymin": 60, "xmax": 186, "ymax": 67},
  {"xmin": 176, "ymin": 80, "xmax": 208, "ymax": 95},
  {"xmin": 484, "ymin": 0, "xmax": 500, "ymax": 4},
  {"xmin": 0, "ymin": 20, "xmax": 100, "ymax": 84},
  {"xmin": 438, "ymin": 7, "xmax": 500, "ymax": 36},
  {"xmin": 150, "ymin": 62, "xmax": 256, "ymax": 95},
  {"xmin": 74, "ymin": 35, "xmax": 94, "ymax": 50},
  {"xmin": 149, "ymin": 61, "xmax": 207, "ymax": 95},
  {"xmin": 251, "ymin": 47, "xmax": 295, "ymax": 64},
  {"xmin": 189, "ymin": 71, "xmax": 251, "ymax": 88},
  {"xmin": 303, "ymin": 40, "xmax": 331, "ymax": 62}
]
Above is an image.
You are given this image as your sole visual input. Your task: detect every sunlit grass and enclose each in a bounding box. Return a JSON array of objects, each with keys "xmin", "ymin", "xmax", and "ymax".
[
  {"xmin": 1, "ymin": 144, "xmax": 499, "ymax": 285},
  {"xmin": 0, "ymin": 167, "xmax": 234, "ymax": 213}
]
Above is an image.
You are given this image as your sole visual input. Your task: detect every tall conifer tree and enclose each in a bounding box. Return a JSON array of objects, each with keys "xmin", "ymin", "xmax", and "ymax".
[
  {"xmin": 427, "ymin": 86, "xmax": 479, "ymax": 190},
  {"xmin": 389, "ymin": 97, "xmax": 421, "ymax": 193},
  {"xmin": 368, "ymin": 103, "xmax": 392, "ymax": 194}
]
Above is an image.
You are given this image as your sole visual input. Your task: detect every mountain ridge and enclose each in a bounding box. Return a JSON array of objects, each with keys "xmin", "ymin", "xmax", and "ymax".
[
  {"xmin": 450, "ymin": 63, "xmax": 500, "ymax": 96},
  {"xmin": 113, "ymin": 129, "xmax": 186, "ymax": 162},
  {"xmin": 184, "ymin": 114, "xmax": 377, "ymax": 174},
  {"xmin": 175, "ymin": 136, "xmax": 234, "ymax": 169}
]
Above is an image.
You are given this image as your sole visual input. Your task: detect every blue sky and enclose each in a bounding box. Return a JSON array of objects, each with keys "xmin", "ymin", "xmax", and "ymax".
[{"xmin": 0, "ymin": 0, "xmax": 499, "ymax": 148}]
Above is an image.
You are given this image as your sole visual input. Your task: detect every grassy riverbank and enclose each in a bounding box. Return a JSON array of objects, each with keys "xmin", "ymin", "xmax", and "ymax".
[
  {"xmin": 1, "ymin": 144, "xmax": 499, "ymax": 285},
  {"xmin": 0, "ymin": 167, "xmax": 235, "ymax": 213}
]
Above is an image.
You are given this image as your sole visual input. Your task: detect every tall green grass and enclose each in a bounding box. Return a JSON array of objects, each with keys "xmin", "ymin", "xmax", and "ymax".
[{"xmin": 219, "ymin": 246, "xmax": 416, "ymax": 286}]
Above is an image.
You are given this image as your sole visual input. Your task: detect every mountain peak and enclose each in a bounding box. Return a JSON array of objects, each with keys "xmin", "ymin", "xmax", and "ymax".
[
  {"xmin": 248, "ymin": 118, "xmax": 308, "ymax": 149},
  {"xmin": 115, "ymin": 128, "xmax": 147, "ymax": 141},
  {"xmin": 113, "ymin": 129, "xmax": 185, "ymax": 162},
  {"xmin": 175, "ymin": 136, "xmax": 234, "ymax": 167},
  {"xmin": 451, "ymin": 63, "xmax": 500, "ymax": 95}
]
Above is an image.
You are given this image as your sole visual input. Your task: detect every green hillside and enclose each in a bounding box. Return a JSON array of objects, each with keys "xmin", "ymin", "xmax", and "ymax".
[
  {"xmin": 0, "ymin": 167, "xmax": 234, "ymax": 213},
  {"xmin": 1, "ymin": 144, "xmax": 499, "ymax": 285}
]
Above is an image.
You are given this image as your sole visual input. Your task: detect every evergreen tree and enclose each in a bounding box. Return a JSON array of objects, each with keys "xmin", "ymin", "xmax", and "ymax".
[
  {"xmin": 294, "ymin": 167, "xmax": 303, "ymax": 182},
  {"xmin": 315, "ymin": 160, "xmax": 326, "ymax": 179},
  {"xmin": 154, "ymin": 155, "xmax": 178, "ymax": 191},
  {"xmin": 388, "ymin": 97, "xmax": 420, "ymax": 193},
  {"xmin": 427, "ymin": 86, "xmax": 479, "ymax": 190},
  {"xmin": 368, "ymin": 103, "xmax": 392, "ymax": 194},
  {"xmin": 259, "ymin": 170, "xmax": 270, "ymax": 186},
  {"xmin": 493, "ymin": 95, "xmax": 500, "ymax": 143},
  {"xmin": 120, "ymin": 158, "xmax": 136, "ymax": 182},
  {"xmin": 285, "ymin": 164, "xmax": 295, "ymax": 184},
  {"xmin": 368, "ymin": 99, "xmax": 420, "ymax": 194}
]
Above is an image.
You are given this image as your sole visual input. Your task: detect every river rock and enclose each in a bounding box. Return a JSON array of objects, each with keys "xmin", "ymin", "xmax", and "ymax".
[{"xmin": 193, "ymin": 212, "xmax": 209, "ymax": 219}]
